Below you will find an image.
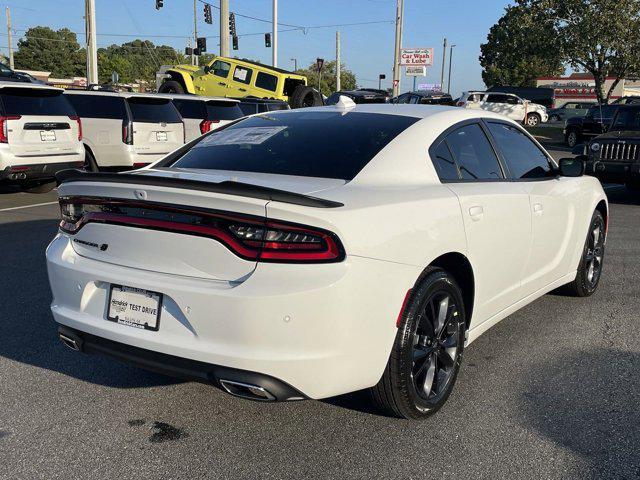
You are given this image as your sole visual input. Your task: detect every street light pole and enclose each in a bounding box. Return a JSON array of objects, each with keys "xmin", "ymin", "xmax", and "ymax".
[
  {"xmin": 392, "ymin": 0, "xmax": 404, "ymax": 97},
  {"xmin": 447, "ymin": 44, "xmax": 456, "ymax": 94},
  {"xmin": 220, "ymin": 0, "xmax": 229, "ymax": 57},
  {"xmin": 440, "ymin": 37, "xmax": 447, "ymax": 92},
  {"xmin": 291, "ymin": 58, "xmax": 298, "ymax": 71},
  {"xmin": 5, "ymin": 7, "xmax": 13, "ymax": 70},
  {"xmin": 335, "ymin": 30, "xmax": 341, "ymax": 92},
  {"xmin": 272, "ymin": 0, "xmax": 278, "ymax": 67},
  {"xmin": 193, "ymin": 0, "xmax": 198, "ymax": 66},
  {"xmin": 85, "ymin": 0, "xmax": 98, "ymax": 86}
]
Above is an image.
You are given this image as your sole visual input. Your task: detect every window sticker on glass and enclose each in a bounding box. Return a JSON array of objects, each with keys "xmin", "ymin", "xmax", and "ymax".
[{"xmin": 198, "ymin": 126, "xmax": 287, "ymax": 146}]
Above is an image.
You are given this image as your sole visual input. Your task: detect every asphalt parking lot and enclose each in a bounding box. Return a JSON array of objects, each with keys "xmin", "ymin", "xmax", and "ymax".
[{"xmin": 0, "ymin": 159, "xmax": 638, "ymax": 479}]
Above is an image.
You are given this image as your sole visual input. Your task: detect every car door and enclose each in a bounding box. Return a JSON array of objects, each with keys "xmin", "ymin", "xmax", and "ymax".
[
  {"xmin": 203, "ymin": 59, "xmax": 232, "ymax": 96},
  {"xmin": 485, "ymin": 120, "xmax": 574, "ymax": 294},
  {"xmin": 230, "ymin": 65, "xmax": 254, "ymax": 97},
  {"xmin": 438, "ymin": 122, "xmax": 531, "ymax": 326}
]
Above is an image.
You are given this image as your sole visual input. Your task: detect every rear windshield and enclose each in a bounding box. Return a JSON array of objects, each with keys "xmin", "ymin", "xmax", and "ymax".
[
  {"xmin": 206, "ymin": 101, "xmax": 244, "ymax": 120},
  {"xmin": 238, "ymin": 103, "xmax": 258, "ymax": 116},
  {"xmin": 126, "ymin": 97, "xmax": 182, "ymax": 123},
  {"xmin": 1, "ymin": 88, "xmax": 76, "ymax": 116},
  {"xmin": 170, "ymin": 111, "xmax": 418, "ymax": 180},
  {"xmin": 65, "ymin": 93, "xmax": 126, "ymax": 119},
  {"xmin": 172, "ymin": 98, "xmax": 206, "ymax": 119}
]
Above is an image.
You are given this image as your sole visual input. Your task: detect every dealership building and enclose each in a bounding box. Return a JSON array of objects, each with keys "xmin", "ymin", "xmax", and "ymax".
[{"xmin": 536, "ymin": 73, "xmax": 640, "ymax": 105}]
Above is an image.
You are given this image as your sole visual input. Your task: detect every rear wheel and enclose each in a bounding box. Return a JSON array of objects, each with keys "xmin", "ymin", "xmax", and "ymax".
[
  {"xmin": 564, "ymin": 210, "xmax": 605, "ymax": 297},
  {"xmin": 566, "ymin": 130, "xmax": 580, "ymax": 148},
  {"xmin": 370, "ymin": 268, "xmax": 466, "ymax": 419},
  {"xmin": 525, "ymin": 113, "xmax": 541, "ymax": 127},
  {"xmin": 84, "ymin": 148, "xmax": 99, "ymax": 172},
  {"xmin": 158, "ymin": 80, "xmax": 185, "ymax": 94},
  {"xmin": 288, "ymin": 85, "xmax": 323, "ymax": 109}
]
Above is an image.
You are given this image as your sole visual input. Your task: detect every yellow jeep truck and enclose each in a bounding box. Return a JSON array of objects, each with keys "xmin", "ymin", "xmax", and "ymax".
[{"xmin": 157, "ymin": 56, "xmax": 322, "ymax": 108}]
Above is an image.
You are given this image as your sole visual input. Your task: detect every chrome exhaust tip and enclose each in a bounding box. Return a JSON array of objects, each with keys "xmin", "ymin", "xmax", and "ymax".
[
  {"xmin": 59, "ymin": 333, "xmax": 81, "ymax": 351},
  {"xmin": 219, "ymin": 379, "xmax": 276, "ymax": 401}
]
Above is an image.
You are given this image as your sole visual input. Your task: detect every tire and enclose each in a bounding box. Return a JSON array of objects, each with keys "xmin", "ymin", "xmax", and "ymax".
[
  {"xmin": 158, "ymin": 80, "xmax": 185, "ymax": 94},
  {"xmin": 566, "ymin": 130, "xmax": 580, "ymax": 148},
  {"xmin": 288, "ymin": 85, "xmax": 323, "ymax": 109},
  {"xmin": 564, "ymin": 210, "xmax": 605, "ymax": 297},
  {"xmin": 525, "ymin": 113, "xmax": 541, "ymax": 127},
  {"xmin": 84, "ymin": 148, "xmax": 99, "ymax": 172},
  {"xmin": 370, "ymin": 267, "xmax": 466, "ymax": 419}
]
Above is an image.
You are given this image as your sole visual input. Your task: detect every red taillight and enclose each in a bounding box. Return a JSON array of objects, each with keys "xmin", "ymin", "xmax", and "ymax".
[
  {"xmin": 58, "ymin": 197, "xmax": 345, "ymax": 263},
  {"xmin": 132, "ymin": 162, "xmax": 150, "ymax": 169},
  {"xmin": 69, "ymin": 115, "xmax": 82, "ymax": 141},
  {"xmin": 199, "ymin": 119, "xmax": 220, "ymax": 134},
  {"xmin": 122, "ymin": 120, "xmax": 133, "ymax": 145},
  {"xmin": 0, "ymin": 115, "xmax": 21, "ymax": 143},
  {"xmin": 396, "ymin": 289, "xmax": 413, "ymax": 327}
]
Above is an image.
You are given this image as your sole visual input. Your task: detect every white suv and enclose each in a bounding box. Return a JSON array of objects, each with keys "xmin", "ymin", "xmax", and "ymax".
[
  {"xmin": 0, "ymin": 82, "xmax": 84, "ymax": 188},
  {"xmin": 160, "ymin": 94, "xmax": 244, "ymax": 142},
  {"xmin": 65, "ymin": 90, "xmax": 185, "ymax": 171},
  {"xmin": 458, "ymin": 91, "xmax": 548, "ymax": 126}
]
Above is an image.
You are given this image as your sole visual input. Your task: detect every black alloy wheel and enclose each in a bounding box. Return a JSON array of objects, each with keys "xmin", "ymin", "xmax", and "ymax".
[
  {"xmin": 370, "ymin": 267, "xmax": 466, "ymax": 419},
  {"xmin": 564, "ymin": 210, "xmax": 606, "ymax": 297}
]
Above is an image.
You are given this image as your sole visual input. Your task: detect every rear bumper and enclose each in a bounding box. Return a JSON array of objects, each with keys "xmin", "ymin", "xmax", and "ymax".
[
  {"xmin": 0, "ymin": 160, "xmax": 85, "ymax": 184},
  {"xmin": 58, "ymin": 325, "xmax": 306, "ymax": 401},
  {"xmin": 46, "ymin": 233, "xmax": 421, "ymax": 399},
  {"xmin": 585, "ymin": 160, "xmax": 640, "ymax": 183}
]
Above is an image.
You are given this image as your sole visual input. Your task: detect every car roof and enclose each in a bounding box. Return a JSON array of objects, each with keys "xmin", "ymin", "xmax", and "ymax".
[
  {"xmin": 268, "ymin": 103, "xmax": 517, "ymax": 121},
  {"xmin": 64, "ymin": 90, "xmax": 170, "ymax": 100},
  {"xmin": 336, "ymin": 90, "xmax": 387, "ymax": 98},
  {"xmin": 407, "ymin": 91, "xmax": 452, "ymax": 98},
  {"xmin": 154, "ymin": 93, "xmax": 239, "ymax": 103},
  {"xmin": 0, "ymin": 81, "xmax": 63, "ymax": 92},
  {"xmin": 219, "ymin": 56, "xmax": 299, "ymax": 76}
]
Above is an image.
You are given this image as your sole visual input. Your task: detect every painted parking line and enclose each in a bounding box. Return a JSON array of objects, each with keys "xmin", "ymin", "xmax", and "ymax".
[{"xmin": 0, "ymin": 201, "xmax": 58, "ymax": 212}]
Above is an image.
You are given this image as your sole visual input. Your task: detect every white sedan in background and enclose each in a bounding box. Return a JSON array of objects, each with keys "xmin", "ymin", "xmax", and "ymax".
[
  {"xmin": 46, "ymin": 100, "xmax": 607, "ymax": 419},
  {"xmin": 458, "ymin": 91, "xmax": 548, "ymax": 126}
]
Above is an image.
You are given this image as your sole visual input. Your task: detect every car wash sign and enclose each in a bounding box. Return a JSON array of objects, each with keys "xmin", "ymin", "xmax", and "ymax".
[{"xmin": 400, "ymin": 48, "xmax": 434, "ymax": 67}]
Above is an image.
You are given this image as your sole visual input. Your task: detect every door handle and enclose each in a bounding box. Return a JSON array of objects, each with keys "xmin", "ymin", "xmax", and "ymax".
[
  {"xmin": 239, "ymin": 88, "xmax": 247, "ymax": 92},
  {"xmin": 533, "ymin": 203, "xmax": 544, "ymax": 214},
  {"xmin": 218, "ymin": 82, "xmax": 227, "ymax": 86},
  {"xmin": 468, "ymin": 205, "xmax": 484, "ymax": 221}
]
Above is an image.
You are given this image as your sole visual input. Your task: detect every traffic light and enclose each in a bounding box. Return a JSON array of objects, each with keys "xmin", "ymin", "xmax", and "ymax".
[
  {"xmin": 185, "ymin": 47, "xmax": 193, "ymax": 55},
  {"xmin": 155, "ymin": 0, "xmax": 163, "ymax": 9},
  {"xmin": 229, "ymin": 13, "xmax": 236, "ymax": 37},
  {"xmin": 197, "ymin": 37, "xmax": 207, "ymax": 53},
  {"xmin": 232, "ymin": 35, "xmax": 239, "ymax": 50},
  {"xmin": 265, "ymin": 33, "xmax": 271, "ymax": 48},
  {"xmin": 204, "ymin": 4, "xmax": 212, "ymax": 24}
]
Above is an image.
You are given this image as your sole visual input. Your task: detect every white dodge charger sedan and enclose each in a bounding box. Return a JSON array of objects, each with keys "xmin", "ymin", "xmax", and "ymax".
[{"xmin": 46, "ymin": 100, "xmax": 607, "ymax": 419}]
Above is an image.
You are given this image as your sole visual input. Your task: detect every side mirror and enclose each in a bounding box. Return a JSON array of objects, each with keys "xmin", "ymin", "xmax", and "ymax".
[
  {"xmin": 203, "ymin": 65, "xmax": 211, "ymax": 74},
  {"xmin": 558, "ymin": 158, "xmax": 585, "ymax": 177},
  {"xmin": 571, "ymin": 143, "xmax": 586, "ymax": 156}
]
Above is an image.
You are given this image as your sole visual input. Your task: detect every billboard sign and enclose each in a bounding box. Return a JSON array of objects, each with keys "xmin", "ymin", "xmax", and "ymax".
[
  {"xmin": 400, "ymin": 48, "xmax": 434, "ymax": 66},
  {"xmin": 417, "ymin": 83, "xmax": 442, "ymax": 92},
  {"xmin": 406, "ymin": 65, "xmax": 426, "ymax": 76}
]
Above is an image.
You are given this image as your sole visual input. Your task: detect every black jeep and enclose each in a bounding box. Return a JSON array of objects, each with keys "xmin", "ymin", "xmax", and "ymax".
[{"xmin": 583, "ymin": 105, "xmax": 640, "ymax": 190}]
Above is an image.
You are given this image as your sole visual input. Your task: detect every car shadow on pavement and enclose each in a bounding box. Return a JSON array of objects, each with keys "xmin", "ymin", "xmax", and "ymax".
[
  {"xmin": 0, "ymin": 218, "xmax": 178, "ymax": 389},
  {"xmin": 518, "ymin": 348, "xmax": 640, "ymax": 478}
]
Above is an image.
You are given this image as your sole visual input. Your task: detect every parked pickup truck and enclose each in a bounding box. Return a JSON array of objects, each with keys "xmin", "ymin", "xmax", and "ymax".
[
  {"xmin": 156, "ymin": 56, "xmax": 322, "ymax": 109},
  {"xmin": 564, "ymin": 104, "xmax": 621, "ymax": 148}
]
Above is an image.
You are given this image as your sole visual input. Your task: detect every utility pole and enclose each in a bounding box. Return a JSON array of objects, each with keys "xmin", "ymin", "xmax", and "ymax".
[
  {"xmin": 193, "ymin": 0, "xmax": 199, "ymax": 66},
  {"xmin": 447, "ymin": 44, "xmax": 456, "ymax": 94},
  {"xmin": 220, "ymin": 0, "xmax": 229, "ymax": 57},
  {"xmin": 291, "ymin": 58, "xmax": 298, "ymax": 71},
  {"xmin": 392, "ymin": 0, "xmax": 404, "ymax": 97},
  {"xmin": 440, "ymin": 37, "xmax": 447, "ymax": 92},
  {"xmin": 335, "ymin": 31, "xmax": 341, "ymax": 92},
  {"xmin": 272, "ymin": 0, "xmax": 278, "ymax": 67},
  {"xmin": 85, "ymin": 0, "xmax": 98, "ymax": 86},
  {"xmin": 5, "ymin": 7, "xmax": 13, "ymax": 70}
]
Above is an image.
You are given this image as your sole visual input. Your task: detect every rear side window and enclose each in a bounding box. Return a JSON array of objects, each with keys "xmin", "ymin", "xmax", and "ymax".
[
  {"xmin": 238, "ymin": 103, "xmax": 258, "ymax": 115},
  {"xmin": 66, "ymin": 94, "xmax": 126, "ymax": 119},
  {"xmin": 255, "ymin": 72, "xmax": 278, "ymax": 92},
  {"xmin": 1, "ymin": 88, "xmax": 75, "ymax": 116},
  {"xmin": 171, "ymin": 111, "xmax": 419, "ymax": 180},
  {"xmin": 126, "ymin": 98, "xmax": 182, "ymax": 123},
  {"xmin": 431, "ymin": 141, "xmax": 459, "ymax": 180},
  {"xmin": 445, "ymin": 124, "xmax": 503, "ymax": 180},
  {"xmin": 172, "ymin": 98, "xmax": 206, "ymax": 119},
  {"xmin": 265, "ymin": 102, "xmax": 289, "ymax": 112},
  {"xmin": 487, "ymin": 122, "xmax": 552, "ymax": 179},
  {"xmin": 205, "ymin": 101, "xmax": 244, "ymax": 120},
  {"xmin": 233, "ymin": 66, "xmax": 252, "ymax": 85}
]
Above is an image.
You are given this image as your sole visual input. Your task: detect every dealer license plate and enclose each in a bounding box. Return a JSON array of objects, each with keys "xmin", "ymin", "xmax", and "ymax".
[
  {"xmin": 40, "ymin": 130, "xmax": 56, "ymax": 142},
  {"xmin": 156, "ymin": 131, "xmax": 168, "ymax": 141},
  {"xmin": 107, "ymin": 285, "xmax": 162, "ymax": 331}
]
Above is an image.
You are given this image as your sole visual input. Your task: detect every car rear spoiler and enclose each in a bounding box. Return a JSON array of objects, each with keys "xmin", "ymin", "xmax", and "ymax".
[{"xmin": 55, "ymin": 169, "xmax": 344, "ymax": 209}]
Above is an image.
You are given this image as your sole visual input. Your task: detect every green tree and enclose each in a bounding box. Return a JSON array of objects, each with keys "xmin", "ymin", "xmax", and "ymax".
[
  {"xmin": 533, "ymin": 0, "xmax": 640, "ymax": 103},
  {"xmin": 480, "ymin": 4, "xmax": 564, "ymax": 88},
  {"xmin": 295, "ymin": 60, "xmax": 357, "ymax": 96},
  {"xmin": 14, "ymin": 27, "xmax": 85, "ymax": 77}
]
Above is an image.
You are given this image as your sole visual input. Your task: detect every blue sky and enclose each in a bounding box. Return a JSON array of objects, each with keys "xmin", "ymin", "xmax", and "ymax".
[{"xmin": 3, "ymin": 0, "xmax": 512, "ymax": 96}]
